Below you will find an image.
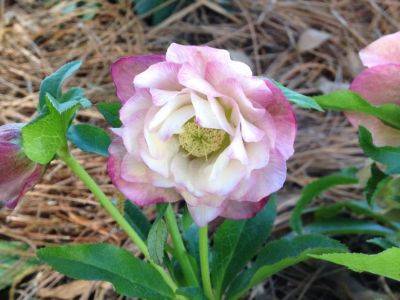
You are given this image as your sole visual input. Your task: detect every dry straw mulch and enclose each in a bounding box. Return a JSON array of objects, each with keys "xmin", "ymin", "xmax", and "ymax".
[{"xmin": 1, "ymin": 0, "xmax": 399, "ymax": 299}]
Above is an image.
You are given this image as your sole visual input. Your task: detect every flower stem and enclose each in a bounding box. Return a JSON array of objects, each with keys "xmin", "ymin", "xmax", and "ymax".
[
  {"xmin": 58, "ymin": 151, "xmax": 178, "ymax": 292},
  {"xmin": 199, "ymin": 225, "xmax": 214, "ymax": 300},
  {"xmin": 164, "ymin": 204, "xmax": 199, "ymax": 287}
]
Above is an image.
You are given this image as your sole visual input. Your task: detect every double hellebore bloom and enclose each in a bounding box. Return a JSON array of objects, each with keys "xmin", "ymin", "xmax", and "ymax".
[
  {"xmin": 108, "ymin": 44, "xmax": 296, "ymax": 226},
  {"xmin": 348, "ymin": 31, "xmax": 400, "ymax": 146},
  {"xmin": 0, "ymin": 124, "xmax": 43, "ymax": 208}
]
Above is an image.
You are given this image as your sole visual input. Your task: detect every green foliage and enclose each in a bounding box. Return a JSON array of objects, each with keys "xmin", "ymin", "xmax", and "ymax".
[
  {"xmin": 67, "ymin": 124, "xmax": 111, "ymax": 156},
  {"xmin": 176, "ymin": 287, "xmax": 207, "ymax": 300},
  {"xmin": 211, "ymin": 198, "xmax": 276, "ymax": 298},
  {"xmin": 39, "ymin": 61, "xmax": 82, "ymax": 111},
  {"xmin": 147, "ymin": 218, "xmax": 168, "ymax": 265},
  {"xmin": 359, "ymin": 126, "xmax": 400, "ymax": 174},
  {"xmin": 314, "ymin": 90, "xmax": 400, "ymax": 130},
  {"xmin": 22, "ymin": 61, "xmax": 91, "ymax": 164},
  {"xmin": 273, "ymin": 81, "xmax": 323, "ymax": 111},
  {"xmin": 310, "ymin": 248, "xmax": 400, "ymax": 281},
  {"xmin": 226, "ymin": 235, "xmax": 347, "ymax": 299},
  {"xmin": 368, "ymin": 234, "xmax": 400, "ymax": 250},
  {"xmin": 0, "ymin": 241, "xmax": 39, "ymax": 290},
  {"xmin": 37, "ymin": 243, "xmax": 174, "ymax": 299},
  {"xmin": 124, "ymin": 201, "xmax": 151, "ymax": 240},
  {"xmin": 134, "ymin": 0, "xmax": 180, "ymax": 25},
  {"xmin": 365, "ymin": 164, "xmax": 388, "ymax": 205},
  {"xmin": 97, "ymin": 102, "xmax": 122, "ymax": 128},
  {"xmin": 290, "ymin": 168, "xmax": 358, "ymax": 234}
]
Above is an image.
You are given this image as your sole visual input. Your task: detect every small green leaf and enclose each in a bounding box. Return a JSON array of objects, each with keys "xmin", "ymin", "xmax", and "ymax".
[
  {"xmin": 67, "ymin": 124, "xmax": 111, "ymax": 156},
  {"xmin": 22, "ymin": 97, "xmax": 66, "ymax": 164},
  {"xmin": 315, "ymin": 90, "xmax": 400, "ymax": 130},
  {"xmin": 97, "ymin": 102, "xmax": 122, "ymax": 128},
  {"xmin": 39, "ymin": 61, "xmax": 82, "ymax": 111},
  {"xmin": 147, "ymin": 218, "xmax": 168, "ymax": 265},
  {"xmin": 359, "ymin": 126, "xmax": 400, "ymax": 174},
  {"xmin": 310, "ymin": 248, "xmax": 400, "ymax": 281},
  {"xmin": 37, "ymin": 243, "xmax": 174, "ymax": 299},
  {"xmin": 365, "ymin": 164, "xmax": 388, "ymax": 205},
  {"xmin": 290, "ymin": 169, "xmax": 358, "ymax": 234},
  {"xmin": 297, "ymin": 218, "xmax": 394, "ymax": 236},
  {"xmin": 212, "ymin": 198, "xmax": 276, "ymax": 297},
  {"xmin": 124, "ymin": 201, "xmax": 151, "ymax": 240},
  {"xmin": 227, "ymin": 234, "xmax": 347, "ymax": 299},
  {"xmin": 274, "ymin": 81, "xmax": 323, "ymax": 111},
  {"xmin": 368, "ymin": 234, "xmax": 400, "ymax": 250}
]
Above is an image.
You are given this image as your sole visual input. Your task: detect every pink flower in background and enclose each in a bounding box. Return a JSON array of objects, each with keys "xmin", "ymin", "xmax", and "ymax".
[
  {"xmin": 0, "ymin": 124, "xmax": 43, "ymax": 208},
  {"xmin": 108, "ymin": 44, "xmax": 296, "ymax": 226},
  {"xmin": 348, "ymin": 31, "xmax": 400, "ymax": 146}
]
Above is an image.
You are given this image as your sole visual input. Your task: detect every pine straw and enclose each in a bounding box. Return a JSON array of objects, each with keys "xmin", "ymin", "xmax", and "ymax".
[{"xmin": 0, "ymin": 0, "xmax": 399, "ymax": 299}]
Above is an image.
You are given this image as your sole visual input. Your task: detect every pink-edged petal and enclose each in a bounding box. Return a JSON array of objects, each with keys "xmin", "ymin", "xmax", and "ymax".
[
  {"xmin": 150, "ymin": 89, "xmax": 180, "ymax": 106},
  {"xmin": 134, "ymin": 61, "xmax": 181, "ymax": 90},
  {"xmin": 220, "ymin": 198, "xmax": 267, "ymax": 220},
  {"xmin": 359, "ymin": 31, "xmax": 400, "ymax": 67},
  {"xmin": 191, "ymin": 92, "xmax": 222, "ymax": 129},
  {"xmin": 178, "ymin": 63, "xmax": 219, "ymax": 97},
  {"xmin": 166, "ymin": 43, "xmax": 230, "ymax": 65},
  {"xmin": 107, "ymin": 138, "xmax": 179, "ymax": 206},
  {"xmin": 264, "ymin": 80, "xmax": 296, "ymax": 159},
  {"xmin": 111, "ymin": 55, "xmax": 164, "ymax": 103},
  {"xmin": 187, "ymin": 203, "xmax": 223, "ymax": 227},
  {"xmin": 119, "ymin": 89, "xmax": 152, "ymax": 125},
  {"xmin": 231, "ymin": 149, "xmax": 287, "ymax": 203},
  {"xmin": 239, "ymin": 115, "xmax": 265, "ymax": 143},
  {"xmin": 350, "ymin": 64, "xmax": 400, "ymax": 105}
]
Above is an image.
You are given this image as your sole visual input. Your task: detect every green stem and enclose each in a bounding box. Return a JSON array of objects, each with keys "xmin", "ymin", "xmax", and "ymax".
[
  {"xmin": 58, "ymin": 151, "xmax": 178, "ymax": 292},
  {"xmin": 165, "ymin": 205, "xmax": 199, "ymax": 287},
  {"xmin": 199, "ymin": 226, "xmax": 214, "ymax": 300}
]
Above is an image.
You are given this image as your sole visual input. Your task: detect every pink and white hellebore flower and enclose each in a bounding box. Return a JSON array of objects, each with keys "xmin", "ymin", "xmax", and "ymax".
[
  {"xmin": 348, "ymin": 31, "xmax": 400, "ymax": 146},
  {"xmin": 108, "ymin": 44, "xmax": 296, "ymax": 226},
  {"xmin": 0, "ymin": 123, "xmax": 43, "ymax": 208}
]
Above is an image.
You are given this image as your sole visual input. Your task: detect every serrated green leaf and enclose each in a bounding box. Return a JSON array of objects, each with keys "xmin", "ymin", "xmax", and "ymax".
[
  {"xmin": 297, "ymin": 218, "xmax": 394, "ymax": 236},
  {"xmin": 365, "ymin": 164, "xmax": 388, "ymax": 205},
  {"xmin": 124, "ymin": 201, "xmax": 151, "ymax": 240},
  {"xmin": 147, "ymin": 219, "xmax": 168, "ymax": 265},
  {"xmin": 97, "ymin": 102, "xmax": 122, "ymax": 128},
  {"xmin": 359, "ymin": 126, "xmax": 400, "ymax": 174},
  {"xmin": 67, "ymin": 124, "xmax": 111, "ymax": 156},
  {"xmin": 211, "ymin": 198, "xmax": 276, "ymax": 297},
  {"xmin": 22, "ymin": 97, "xmax": 66, "ymax": 164},
  {"xmin": 227, "ymin": 234, "xmax": 347, "ymax": 299},
  {"xmin": 310, "ymin": 248, "xmax": 400, "ymax": 281},
  {"xmin": 315, "ymin": 90, "xmax": 400, "ymax": 129},
  {"xmin": 39, "ymin": 61, "xmax": 82, "ymax": 111},
  {"xmin": 37, "ymin": 243, "xmax": 174, "ymax": 299},
  {"xmin": 290, "ymin": 169, "xmax": 358, "ymax": 234},
  {"xmin": 273, "ymin": 81, "xmax": 323, "ymax": 111}
]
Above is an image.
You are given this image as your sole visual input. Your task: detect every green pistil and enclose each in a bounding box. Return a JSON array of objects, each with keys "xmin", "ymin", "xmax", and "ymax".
[{"xmin": 179, "ymin": 119, "xmax": 227, "ymax": 158}]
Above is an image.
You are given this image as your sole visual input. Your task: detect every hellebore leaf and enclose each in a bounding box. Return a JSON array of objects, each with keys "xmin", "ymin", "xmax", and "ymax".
[
  {"xmin": 211, "ymin": 197, "xmax": 276, "ymax": 298},
  {"xmin": 147, "ymin": 218, "xmax": 168, "ymax": 265},
  {"xmin": 124, "ymin": 201, "xmax": 151, "ymax": 240},
  {"xmin": 310, "ymin": 248, "xmax": 400, "ymax": 281},
  {"xmin": 97, "ymin": 102, "xmax": 122, "ymax": 128},
  {"xmin": 290, "ymin": 169, "xmax": 358, "ymax": 234},
  {"xmin": 37, "ymin": 243, "xmax": 174, "ymax": 299},
  {"xmin": 176, "ymin": 287, "xmax": 207, "ymax": 300},
  {"xmin": 39, "ymin": 61, "xmax": 82, "ymax": 111},
  {"xmin": 274, "ymin": 81, "xmax": 323, "ymax": 111},
  {"xmin": 226, "ymin": 234, "xmax": 347, "ymax": 299},
  {"xmin": 314, "ymin": 90, "xmax": 400, "ymax": 130},
  {"xmin": 67, "ymin": 124, "xmax": 111, "ymax": 156},
  {"xmin": 365, "ymin": 163, "xmax": 388, "ymax": 205}
]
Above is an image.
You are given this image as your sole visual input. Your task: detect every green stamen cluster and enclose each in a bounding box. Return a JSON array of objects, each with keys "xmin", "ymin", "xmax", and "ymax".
[{"xmin": 179, "ymin": 119, "xmax": 227, "ymax": 158}]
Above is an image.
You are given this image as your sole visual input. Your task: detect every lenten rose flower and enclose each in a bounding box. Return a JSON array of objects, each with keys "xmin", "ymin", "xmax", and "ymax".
[
  {"xmin": 108, "ymin": 44, "xmax": 296, "ymax": 226},
  {"xmin": 347, "ymin": 31, "xmax": 400, "ymax": 146},
  {"xmin": 0, "ymin": 123, "xmax": 43, "ymax": 208}
]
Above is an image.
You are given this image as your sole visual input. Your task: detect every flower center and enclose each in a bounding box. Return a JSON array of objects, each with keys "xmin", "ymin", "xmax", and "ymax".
[{"xmin": 178, "ymin": 119, "xmax": 227, "ymax": 158}]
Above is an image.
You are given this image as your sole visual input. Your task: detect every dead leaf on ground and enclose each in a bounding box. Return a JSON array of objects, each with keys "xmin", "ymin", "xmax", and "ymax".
[{"xmin": 297, "ymin": 29, "xmax": 332, "ymax": 52}]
